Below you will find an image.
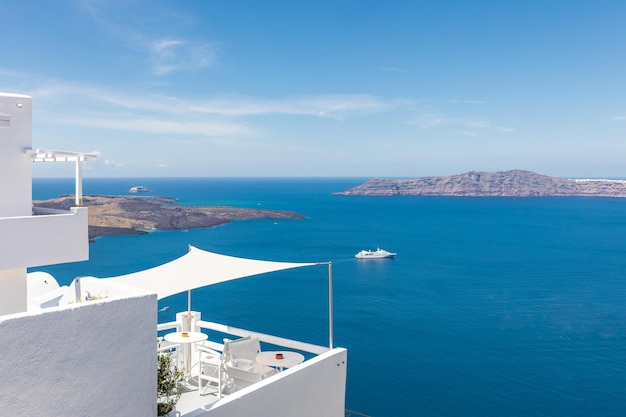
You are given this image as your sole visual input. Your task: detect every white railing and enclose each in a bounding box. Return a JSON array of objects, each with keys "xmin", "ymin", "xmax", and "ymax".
[
  {"xmin": 196, "ymin": 320, "xmax": 329, "ymax": 355},
  {"xmin": 157, "ymin": 321, "xmax": 181, "ymax": 333},
  {"xmin": 157, "ymin": 316, "xmax": 328, "ymax": 356},
  {"xmin": 32, "ymin": 206, "xmax": 71, "ymax": 215}
]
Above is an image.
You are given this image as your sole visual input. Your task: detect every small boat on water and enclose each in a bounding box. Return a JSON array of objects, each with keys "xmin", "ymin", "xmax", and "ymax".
[
  {"xmin": 129, "ymin": 185, "xmax": 151, "ymax": 193},
  {"xmin": 355, "ymin": 248, "xmax": 397, "ymax": 259}
]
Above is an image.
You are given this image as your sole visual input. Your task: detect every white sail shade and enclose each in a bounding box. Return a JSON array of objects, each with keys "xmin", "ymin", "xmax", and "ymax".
[{"xmin": 105, "ymin": 245, "xmax": 317, "ymax": 300}]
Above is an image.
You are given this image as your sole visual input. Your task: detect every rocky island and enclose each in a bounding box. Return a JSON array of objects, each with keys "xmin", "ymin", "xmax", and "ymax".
[
  {"xmin": 34, "ymin": 195, "xmax": 306, "ymax": 240},
  {"xmin": 335, "ymin": 170, "xmax": 626, "ymax": 197}
]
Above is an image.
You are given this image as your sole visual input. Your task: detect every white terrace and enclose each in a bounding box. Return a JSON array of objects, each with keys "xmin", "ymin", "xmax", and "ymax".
[
  {"xmin": 158, "ymin": 312, "xmax": 345, "ymax": 417},
  {"xmin": 7, "ymin": 269, "xmax": 347, "ymax": 417},
  {"xmin": 96, "ymin": 245, "xmax": 347, "ymax": 416}
]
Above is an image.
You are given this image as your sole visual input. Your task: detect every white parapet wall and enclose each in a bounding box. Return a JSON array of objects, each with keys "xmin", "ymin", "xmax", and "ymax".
[
  {"xmin": 0, "ymin": 292, "xmax": 157, "ymax": 417},
  {"xmin": 0, "ymin": 207, "xmax": 90, "ymax": 270},
  {"xmin": 202, "ymin": 348, "xmax": 348, "ymax": 417}
]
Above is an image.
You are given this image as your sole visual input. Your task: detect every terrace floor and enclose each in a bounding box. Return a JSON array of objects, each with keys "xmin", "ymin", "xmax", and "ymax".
[{"xmin": 173, "ymin": 379, "xmax": 221, "ymax": 417}]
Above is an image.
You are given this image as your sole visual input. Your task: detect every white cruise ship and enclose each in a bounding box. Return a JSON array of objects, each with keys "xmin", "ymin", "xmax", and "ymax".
[
  {"xmin": 0, "ymin": 92, "xmax": 348, "ymax": 417},
  {"xmin": 355, "ymin": 248, "xmax": 397, "ymax": 259}
]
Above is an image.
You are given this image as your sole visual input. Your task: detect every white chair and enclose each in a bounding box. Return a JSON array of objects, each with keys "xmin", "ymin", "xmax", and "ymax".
[
  {"xmin": 157, "ymin": 338, "xmax": 181, "ymax": 366},
  {"xmin": 222, "ymin": 336, "xmax": 276, "ymax": 392},
  {"xmin": 196, "ymin": 345, "xmax": 225, "ymax": 398}
]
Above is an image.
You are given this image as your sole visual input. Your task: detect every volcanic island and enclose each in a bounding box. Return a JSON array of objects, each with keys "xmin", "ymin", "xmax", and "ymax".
[
  {"xmin": 334, "ymin": 170, "xmax": 626, "ymax": 197},
  {"xmin": 34, "ymin": 195, "xmax": 306, "ymax": 241}
]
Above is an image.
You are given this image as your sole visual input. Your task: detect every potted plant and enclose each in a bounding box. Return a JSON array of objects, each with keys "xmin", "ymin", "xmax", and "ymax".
[{"xmin": 157, "ymin": 349, "xmax": 185, "ymax": 416}]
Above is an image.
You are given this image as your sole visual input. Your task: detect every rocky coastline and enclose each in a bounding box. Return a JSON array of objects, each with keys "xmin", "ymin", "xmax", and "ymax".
[
  {"xmin": 335, "ymin": 170, "xmax": 626, "ymax": 197},
  {"xmin": 34, "ymin": 195, "xmax": 306, "ymax": 241}
]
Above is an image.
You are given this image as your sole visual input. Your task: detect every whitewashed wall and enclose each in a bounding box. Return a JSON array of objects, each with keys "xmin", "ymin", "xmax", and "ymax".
[
  {"xmin": 0, "ymin": 93, "xmax": 32, "ymax": 217},
  {"xmin": 203, "ymin": 348, "xmax": 348, "ymax": 417},
  {"xmin": 0, "ymin": 93, "xmax": 33, "ymax": 314},
  {"xmin": 0, "ymin": 294, "xmax": 157, "ymax": 417},
  {"xmin": 0, "ymin": 207, "xmax": 89, "ymax": 271}
]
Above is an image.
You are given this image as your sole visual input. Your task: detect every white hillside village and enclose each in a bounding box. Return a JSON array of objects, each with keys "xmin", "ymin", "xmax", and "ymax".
[{"xmin": 0, "ymin": 92, "xmax": 348, "ymax": 417}]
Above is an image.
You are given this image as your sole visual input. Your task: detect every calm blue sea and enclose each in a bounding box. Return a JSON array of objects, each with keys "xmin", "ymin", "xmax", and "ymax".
[{"xmin": 32, "ymin": 178, "xmax": 626, "ymax": 417}]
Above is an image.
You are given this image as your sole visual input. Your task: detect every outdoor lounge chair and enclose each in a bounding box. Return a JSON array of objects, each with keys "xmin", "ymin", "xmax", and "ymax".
[
  {"xmin": 222, "ymin": 336, "xmax": 276, "ymax": 391},
  {"xmin": 196, "ymin": 345, "xmax": 225, "ymax": 398}
]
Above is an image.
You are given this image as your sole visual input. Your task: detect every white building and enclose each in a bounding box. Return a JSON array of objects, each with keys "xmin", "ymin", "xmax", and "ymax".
[{"xmin": 0, "ymin": 92, "xmax": 348, "ymax": 417}]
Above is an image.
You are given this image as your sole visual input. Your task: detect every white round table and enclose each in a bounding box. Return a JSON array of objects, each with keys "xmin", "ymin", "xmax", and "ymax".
[
  {"xmin": 256, "ymin": 351, "xmax": 305, "ymax": 371},
  {"xmin": 164, "ymin": 331, "xmax": 208, "ymax": 373},
  {"xmin": 164, "ymin": 331, "xmax": 208, "ymax": 344}
]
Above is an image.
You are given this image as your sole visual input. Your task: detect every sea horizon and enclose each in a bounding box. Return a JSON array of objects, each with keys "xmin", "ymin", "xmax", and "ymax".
[{"xmin": 31, "ymin": 172, "xmax": 626, "ymax": 182}]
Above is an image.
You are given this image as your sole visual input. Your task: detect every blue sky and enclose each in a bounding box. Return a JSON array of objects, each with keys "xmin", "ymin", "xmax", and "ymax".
[{"xmin": 2, "ymin": 1, "xmax": 626, "ymax": 178}]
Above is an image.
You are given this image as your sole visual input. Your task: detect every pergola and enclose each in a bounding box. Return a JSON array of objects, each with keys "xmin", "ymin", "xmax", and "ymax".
[{"xmin": 26, "ymin": 148, "xmax": 99, "ymax": 206}]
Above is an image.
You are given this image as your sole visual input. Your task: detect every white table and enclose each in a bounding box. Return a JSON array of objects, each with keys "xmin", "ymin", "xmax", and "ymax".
[
  {"xmin": 256, "ymin": 351, "xmax": 305, "ymax": 371},
  {"xmin": 164, "ymin": 331, "xmax": 208, "ymax": 373}
]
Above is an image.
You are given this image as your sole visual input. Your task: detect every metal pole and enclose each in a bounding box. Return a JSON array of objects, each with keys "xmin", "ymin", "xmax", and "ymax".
[
  {"xmin": 75, "ymin": 158, "xmax": 83, "ymax": 206},
  {"xmin": 328, "ymin": 262, "xmax": 334, "ymax": 349},
  {"xmin": 186, "ymin": 290, "xmax": 193, "ymax": 332},
  {"xmin": 187, "ymin": 245, "xmax": 193, "ymax": 331}
]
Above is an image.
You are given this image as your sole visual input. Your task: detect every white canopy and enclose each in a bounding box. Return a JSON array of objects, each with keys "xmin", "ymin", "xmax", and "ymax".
[{"xmin": 105, "ymin": 245, "xmax": 317, "ymax": 300}]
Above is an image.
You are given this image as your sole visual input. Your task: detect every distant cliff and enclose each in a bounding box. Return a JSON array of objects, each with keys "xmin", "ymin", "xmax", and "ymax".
[
  {"xmin": 334, "ymin": 170, "xmax": 626, "ymax": 197},
  {"xmin": 34, "ymin": 195, "xmax": 306, "ymax": 240}
]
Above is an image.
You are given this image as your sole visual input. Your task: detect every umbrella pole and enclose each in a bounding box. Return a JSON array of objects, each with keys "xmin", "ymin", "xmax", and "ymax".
[
  {"xmin": 328, "ymin": 262, "xmax": 334, "ymax": 349},
  {"xmin": 187, "ymin": 289, "xmax": 192, "ymax": 331}
]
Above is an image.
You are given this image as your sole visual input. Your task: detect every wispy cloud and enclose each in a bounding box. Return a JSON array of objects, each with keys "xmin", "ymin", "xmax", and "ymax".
[
  {"xmin": 27, "ymin": 83, "xmax": 187, "ymax": 115},
  {"xmin": 17, "ymin": 78, "xmax": 402, "ymax": 140},
  {"xmin": 29, "ymin": 81, "xmax": 394, "ymax": 120},
  {"xmin": 82, "ymin": 152, "xmax": 125, "ymax": 171},
  {"xmin": 412, "ymin": 112, "xmax": 449, "ymax": 128},
  {"xmin": 53, "ymin": 116, "xmax": 255, "ymax": 138},
  {"xmin": 150, "ymin": 39, "xmax": 217, "ymax": 75},
  {"xmin": 152, "ymin": 39, "xmax": 187, "ymax": 55},
  {"xmin": 0, "ymin": 68, "xmax": 33, "ymax": 78},
  {"xmin": 18, "ymin": 70, "xmax": 513, "ymax": 142},
  {"xmin": 189, "ymin": 94, "xmax": 392, "ymax": 119},
  {"xmin": 410, "ymin": 108, "xmax": 513, "ymax": 134},
  {"xmin": 610, "ymin": 115, "xmax": 626, "ymax": 122},
  {"xmin": 456, "ymin": 130, "xmax": 482, "ymax": 137},
  {"xmin": 382, "ymin": 67, "xmax": 411, "ymax": 73},
  {"xmin": 72, "ymin": 0, "xmax": 216, "ymax": 76},
  {"xmin": 448, "ymin": 99, "xmax": 486, "ymax": 104},
  {"xmin": 465, "ymin": 119, "xmax": 513, "ymax": 132}
]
